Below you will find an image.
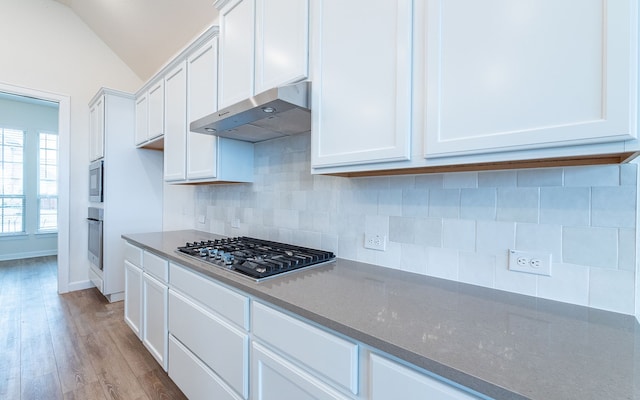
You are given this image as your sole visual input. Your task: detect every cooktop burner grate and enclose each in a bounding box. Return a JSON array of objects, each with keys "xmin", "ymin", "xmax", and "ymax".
[{"xmin": 176, "ymin": 236, "xmax": 335, "ymax": 281}]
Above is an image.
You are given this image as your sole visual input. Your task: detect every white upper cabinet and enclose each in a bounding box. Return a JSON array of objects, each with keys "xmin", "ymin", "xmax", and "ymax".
[
  {"xmin": 147, "ymin": 79, "xmax": 165, "ymax": 141},
  {"xmin": 254, "ymin": 0, "xmax": 309, "ymax": 93},
  {"xmin": 310, "ymin": 0, "xmax": 413, "ymax": 169},
  {"xmin": 217, "ymin": 0, "xmax": 255, "ymax": 108},
  {"xmin": 164, "ymin": 61, "xmax": 188, "ymax": 182},
  {"xmin": 135, "ymin": 80, "xmax": 165, "ymax": 148},
  {"xmin": 134, "ymin": 93, "xmax": 148, "ymax": 146},
  {"xmin": 187, "ymin": 38, "xmax": 220, "ymax": 180},
  {"xmin": 423, "ymin": 0, "xmax": 638, "ymax": 158},
  {"xmin": 216, "ymin": 0, "xmax": 309, "ymax": 109},
  {"xmin": 89, "ymin": 95, "xmax": 105, "ymax": 161},
  {"xmin": 309, "ymin": 0, "xmax": 638, "ymax": 175}
]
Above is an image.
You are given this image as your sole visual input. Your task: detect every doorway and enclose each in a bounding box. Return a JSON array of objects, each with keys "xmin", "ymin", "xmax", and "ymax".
[{"xmin": 0, "ymin": 82, "xmax": 70, "ymax": 294}]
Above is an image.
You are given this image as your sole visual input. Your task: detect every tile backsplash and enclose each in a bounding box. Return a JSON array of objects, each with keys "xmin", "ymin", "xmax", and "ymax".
[{"xmin": 195, "ymin": 133, "xmax": 638, "ymax": 315}]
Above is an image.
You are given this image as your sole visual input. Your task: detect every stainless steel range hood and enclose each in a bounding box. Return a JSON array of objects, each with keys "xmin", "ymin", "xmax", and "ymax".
[{"xmin": 190, "ymin": 81, "xmax": 311, "ymax": 143}]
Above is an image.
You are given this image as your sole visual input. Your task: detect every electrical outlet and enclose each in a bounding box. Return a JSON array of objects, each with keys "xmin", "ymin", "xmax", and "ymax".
[
  {"xmin": 231, "ymin": 218, "xmax": 240, "ymax": 229},
  {"xmin": 364, "ymin": 232, "xmax": 387, "ymax": 251},
  {"xmin": 508, "ymin": 250, "xmax": 552, "ymax": 276}
]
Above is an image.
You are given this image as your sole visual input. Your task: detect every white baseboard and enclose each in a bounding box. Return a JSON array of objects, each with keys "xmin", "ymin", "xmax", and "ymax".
[
  {"xmin": 66, "ymin": 279, "xmax": 95, "ymax": 292},
  {"xmin": 0, "ymin": 250, "xmax": 57, "ymax": 262}
]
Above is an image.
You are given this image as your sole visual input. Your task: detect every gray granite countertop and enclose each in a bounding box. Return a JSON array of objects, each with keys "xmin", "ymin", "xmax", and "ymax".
[{"xmin": 122, "ymin": 230, "xmax": 640, "ymax": 400}]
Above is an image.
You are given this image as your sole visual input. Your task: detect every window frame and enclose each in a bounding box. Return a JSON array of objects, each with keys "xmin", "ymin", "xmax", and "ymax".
[
  {"xmin": 0, "ymin": 127, "xmax": 26, "ymax": 235},
  {"xmin": 37, "ymin": 131, "xmax": 59, "ymax": 233}
]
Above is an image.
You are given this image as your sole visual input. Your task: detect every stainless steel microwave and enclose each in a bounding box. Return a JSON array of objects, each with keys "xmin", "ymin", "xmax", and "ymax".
[{"xmin": 89, "ymin": 159, "xmax": 104, "ymax": 202}]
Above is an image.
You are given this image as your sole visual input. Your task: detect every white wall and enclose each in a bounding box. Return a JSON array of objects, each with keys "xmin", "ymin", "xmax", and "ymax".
[
  {"xmin": 195, "ymin": 133, "xmax": 640, "ymax": 316},
  {"xmin": 0, "ymin": 0, "xmax": 142, "ymax": 286}
]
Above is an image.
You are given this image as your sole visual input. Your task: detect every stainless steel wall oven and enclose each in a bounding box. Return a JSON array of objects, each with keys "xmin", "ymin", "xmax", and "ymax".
[{"xmin": 87, "ymin": 207, "xmax": 104, "ymax": 269}]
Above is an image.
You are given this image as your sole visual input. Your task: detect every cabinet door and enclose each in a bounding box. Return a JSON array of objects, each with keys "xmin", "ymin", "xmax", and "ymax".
[
  {"xmin": 187, "ymin": 37, "xmax": 219, "ymax": 180},
  {"xmin": 424, "ymin": 0, "xmax": 637, "ymax": 157},
  {"xmin": 134, "ymin": 94, "xmax": 148, "ymax": 145},
  {"xmin": 252, "ymin": 342, "xmax": 350, "ymax": 400},
  {"xmin": 254, "ymin": 0, "xmax": 309, "ymax": 93},
  {"xmin": 124, "ymin": 260, "xmax": 142, "ymax": 338},
  {"xmin": 147, "ymin": 80, "xmax": 165, "ymax": 140},
  {"xmin": 89, "ymin": 95, "xmax": 105, "ymax": 161},
  {"xmin": 164, "ymin": 61, "xmax": 188, "ymax": 182},
  {"xmin": 310, "ymin": 0, "xmax": 413, "ymax": 169},
  {"xmin": 370, "ymin": 354, "xmax": 479, "ymax": 400},
  {"xmin": 142, "ymin": 273, "xmax": 168, "ymax": 371},
  {"xmin": 218, "ymin": 0, "xmax": 255, "ymax": 108}
]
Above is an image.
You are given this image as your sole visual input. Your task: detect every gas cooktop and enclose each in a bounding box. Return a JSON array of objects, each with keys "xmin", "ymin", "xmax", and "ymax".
[{"xmin": 176, "ymin": 236, "xmax": 335, "ymax": 282}]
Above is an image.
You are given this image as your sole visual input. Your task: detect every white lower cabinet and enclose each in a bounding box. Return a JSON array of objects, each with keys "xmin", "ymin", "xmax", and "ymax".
[
  {"xmin": 168, "ymin": 290, "xmax": 249, "ymax": 398},
  {"xmin": 252, "ymin": 342, "xmax": 349, "ymax": 400},
  {"xmin": 370, "ymin": 354, "xmax": 480, "ymax": 400},
  {"xmin": 123, "ymin": 242, "xmax": 486, "ymax": 399},
  {"xmin": 168, "ymin": 263, "xmax": 250, "ymax": 399},
  {"xmin": 251, "ymin": 302, "xmax": 358, "ymax": 395},
  {"xmin": 122, "ymin": 243, "xmax": 169, "ymax": 371},
  {"xmin": 142, "ymin": 272, "xmax": 168, "ymax": 370},
  {"xmin": 169, "ymin": 335, "xmax": 243, "ymax": 400},
  {"xmin": 123, "ymin": 260, "xmax": 142, "ymax": 338}
]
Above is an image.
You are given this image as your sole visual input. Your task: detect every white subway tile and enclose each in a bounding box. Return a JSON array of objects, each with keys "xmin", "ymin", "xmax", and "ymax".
[
  {"xmin": 400, "ymin": 243, "xmax": 428, "ymax": 275},
  {"xmin": 428, "ymin": 189, "xmax": 460, "ymax": 218},
  {"xmin": 443, "ymin": 172, "xmax": 478, "ymax": 188},
  {"xmin": 389, "ymin": 216, "xmax": 415, "ymax": 244},
  {"xmin": 619, "ymin": 163, "xmax": 638, "ymax": 186},
  {"xmin": 563, "ymin": 227, "xmax": 618, "ymax": 269},
  {"xmin": 537, "ymin": 263, "xmax": 589, "ymax": 306},
  {"xmin": 476, "ymin": 221, "xmax": 516, "ymax": 254},
  {"xmin": 443, "ymin": 219, "xmax": 476, "ymax": 251},
  {"xmin": 517, "ymin": 168, "xmax": 563, "ymax": 187},
  {"xmin": 589, "ymin": 268, "xmax": 635, "ymax": 314},
  {"xmin": 337, "ymin": 235, "xmax": 359, "ymax": 261},
  {"xmin": 415, "ymin": 174, "xmax": 444, "ymax": 189},
  {"xmin": 365, "ymin": 215, "xmax": 389, "ymax": 235},
  {"xmin": 539, "ymin": 187, "xmax": 590, "ymax": 226},
  {"xmin": 564, "ymin": 165, "xmax": 620, "ymax": 187},
  {"xmin": 426, "ymin": 247, "xmax": 459, "ymax": 280},
  {"xmin": 459, "ymin": 252, "xmax": 495, "ymax": 288},
  {"xmin": 497, "ymin": 187, "xmax": 539, "ymax": 223},
  {"xmin": 618, "ymin": 228, "xmax": 636, "ymax": 272},
  {"xmin": 460, "ymin": 188, "xmax": 496, "ymax": 220},
  {"xmin": 378, "ymin": 189, "xmax": 403, "ymax": 217},
  {"xmin": 388, "ymin": 175, "xmax": 416, "ymax": 190},
  {"xmin": 515, "ymin": 223, "xmax": 562, "ymax": 260},
  {"xmin": 377, "ymin": 241, "xmax": 403, "ymax": 270},
  {"xmin": 414, "ymin": 218, "xmax": 442, "ymax": 247},
  {"xmin": 321, "ymin": 234, "xmax": 339, "ymax": 254},
  {"xmin": 478, "ymin": 170, "xmax": 517, "ymax": 187},
  {"xmin": 591, "ymin": 186, "xmax": 636, "ymax": 228},
  {"xmin": 402, "ymin": 188, "xmax": 429, "ymax": 218}
]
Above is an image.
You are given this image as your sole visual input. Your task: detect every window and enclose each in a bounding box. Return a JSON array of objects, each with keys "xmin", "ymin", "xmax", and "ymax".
[
  {"xmin": 0, "ymin": 128, "xmax": 25, "ymax": 234},
  {"xmin": 38, "ymin": 132, "xmax": 58, "ymax": 232}
]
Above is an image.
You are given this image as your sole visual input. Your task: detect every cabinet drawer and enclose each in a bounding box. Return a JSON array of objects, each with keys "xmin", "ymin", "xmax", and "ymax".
[
  {"xmin": 169, "ymin": 263, "xmax": 249, "ymax": 329},
  {"xmin": 169, "ymin": 290, "xmax": 248, "ymax": 398},
  {"xmin": 169, "ymin": 335, "xmax": 242, "ymax": 400},
  {"xmin": 123, "ymin": 241, "xmax": 143, "ymax": 267},
  {"xmin": 252, "ymin": 342, "xmax": 350, "ymax": 400},
  {"xmin": 252, "ymin": 302, "xmax": 358, "ymax": 394},
  {"xmin": 370, "ymin": 353, "xmax": 479, "ymax": 400},
  {"xmin": 143, "ymin": 251, "xmax": 168, "ymax": 282}
]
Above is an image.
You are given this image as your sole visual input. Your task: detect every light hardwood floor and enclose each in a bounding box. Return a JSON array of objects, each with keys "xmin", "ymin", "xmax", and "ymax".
[{"xmin": 0, "ymin": 256, "xmax": 187, "ymax": 400}]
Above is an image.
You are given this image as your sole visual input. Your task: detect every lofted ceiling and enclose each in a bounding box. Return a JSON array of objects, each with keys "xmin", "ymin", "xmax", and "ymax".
[{"xmin": 53, "ymin": 0, "xmax": 219, "ymax": 82}]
